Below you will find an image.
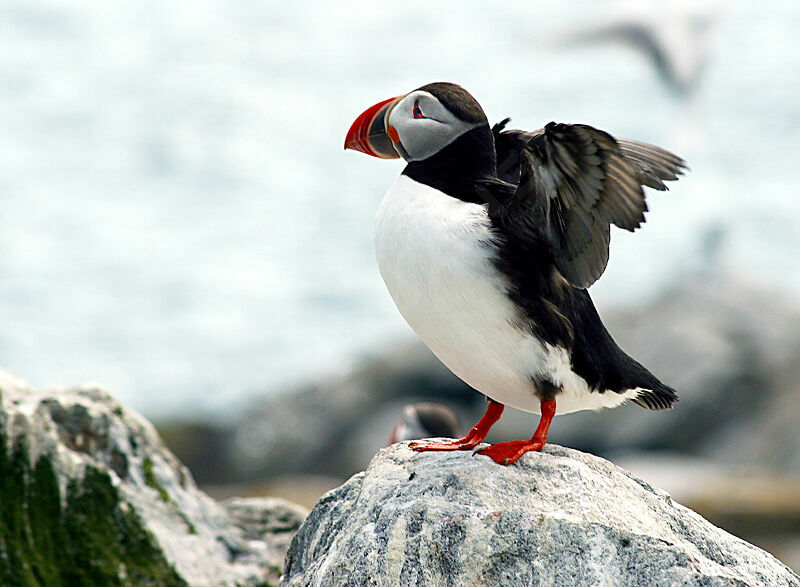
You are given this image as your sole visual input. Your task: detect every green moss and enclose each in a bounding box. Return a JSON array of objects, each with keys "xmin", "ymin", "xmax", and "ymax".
[
  {"xmin": 142, "ymin": 456, "xmax": 171, "ymax": 504},
  {"xmin": 142, "ymin": 456, "xmax": 197, "ymax": 535},
  {"xmin": 0, "ymin": 424, "xmax": 187, "ymax": 586},
  {"xmin": 179, "ymin": 512, "xmax": 198, "ymax": 536}
]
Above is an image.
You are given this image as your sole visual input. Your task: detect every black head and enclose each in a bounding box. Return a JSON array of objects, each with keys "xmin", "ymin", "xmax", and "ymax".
[
  {"xmin": 414, "ymin": 83, "xmax": 489, "ymax": 126},
  {"xmin": 385, "ymin": 82, "xmax": 490, "ymax": 162},
  {"xmin": 345, "ymin": 82, "xmax": 498, "ymax": 200}
]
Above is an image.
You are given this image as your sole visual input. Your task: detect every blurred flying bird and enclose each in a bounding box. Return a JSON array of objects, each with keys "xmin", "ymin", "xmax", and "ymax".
[{"xmin": 555, "ymin": 0, "xmax": 718, "ymax": 95}]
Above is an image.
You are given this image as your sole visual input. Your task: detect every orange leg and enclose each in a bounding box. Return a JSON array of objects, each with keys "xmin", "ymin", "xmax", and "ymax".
[
  {"xmin": 410, "ymin": 400, "xmax": 504, "ymax": 451},
  {"xmin": 477, "ymin": 398, "xmax": 556, "ymax": 465}
]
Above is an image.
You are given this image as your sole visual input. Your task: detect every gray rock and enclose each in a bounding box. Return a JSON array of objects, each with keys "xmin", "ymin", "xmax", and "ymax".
[
  {"xmin": 282, "ymin": 442, "xmax": 800, "ymax": 586},
  {"xmin": 224, "ymin": 497, "xmax": 310, "ymax": 586},
  {"xmin": 0, "ymin": 368, "xmax": 307, "ymax": 586}
]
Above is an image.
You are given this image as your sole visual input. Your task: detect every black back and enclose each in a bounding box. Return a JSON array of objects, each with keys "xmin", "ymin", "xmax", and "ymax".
[{"xmin": 396, "ymin": 94, "xmax": 677, "ymax": 409}]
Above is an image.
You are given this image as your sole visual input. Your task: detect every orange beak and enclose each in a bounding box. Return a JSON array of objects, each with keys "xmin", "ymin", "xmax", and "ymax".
[{"xmin": 344, "ymin": 96, "xmax": 403, "ymax": 159}]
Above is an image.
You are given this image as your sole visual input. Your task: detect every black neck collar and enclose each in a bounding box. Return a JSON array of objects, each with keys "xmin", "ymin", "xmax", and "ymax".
[{"xmin": 401, "ymin": 125, "xmax": 497, "ymax": 205}]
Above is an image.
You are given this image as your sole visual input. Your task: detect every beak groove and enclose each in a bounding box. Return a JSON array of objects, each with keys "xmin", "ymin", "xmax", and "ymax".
[{"xmin": 344, "ymin": 96, "xmax": 402, "ymax": 159}]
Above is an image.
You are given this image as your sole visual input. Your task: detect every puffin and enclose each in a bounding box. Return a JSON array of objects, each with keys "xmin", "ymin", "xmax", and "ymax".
[
  {"xmin": 388, "ymin": 403, "xmax": 464, "ymax": 446},
  {"xmin": 344, "ymin": 82, "xmax": 685, "ymax": 465}
]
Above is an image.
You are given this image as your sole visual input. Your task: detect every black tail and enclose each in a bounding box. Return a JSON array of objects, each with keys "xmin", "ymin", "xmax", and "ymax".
[
  {"xmin": 629, "ymin": 372, "xmax": 678, "ymax": 411},
  {"xmin": 564, "ymin": 289, "xmax": 678, "ymax": 411}
]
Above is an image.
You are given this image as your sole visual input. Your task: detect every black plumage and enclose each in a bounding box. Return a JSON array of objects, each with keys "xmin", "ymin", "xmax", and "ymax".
[
  {"xmin": 489, "ymin": 119, "xmax": 685, "ymax": 410},
  {"xmin": 401, "ymin": 95, "xmax": 685, "ymax": 411},
  {"xmin": 491, "ymin": 120, "xmax": 687, "ymax": 289}
]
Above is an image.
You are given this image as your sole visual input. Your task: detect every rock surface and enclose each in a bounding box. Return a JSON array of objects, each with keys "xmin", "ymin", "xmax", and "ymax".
[
  {"xmin": 283, "ymin": 442, "xmax": 800, "ymax": 586},
  {"xmin": 0, "ymin": 369, "xmax": 307, "ymax": 586}
]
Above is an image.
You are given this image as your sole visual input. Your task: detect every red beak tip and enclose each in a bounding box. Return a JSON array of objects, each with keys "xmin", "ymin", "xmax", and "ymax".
[{"xmin": 344, "ymin": 95, "xmax": 403, "ymax": 159}]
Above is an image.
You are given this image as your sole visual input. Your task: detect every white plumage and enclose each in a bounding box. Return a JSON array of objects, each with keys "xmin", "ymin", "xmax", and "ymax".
[{"xmin": 374, "ymin": 174, "xmax": 641, "ymax": 415}]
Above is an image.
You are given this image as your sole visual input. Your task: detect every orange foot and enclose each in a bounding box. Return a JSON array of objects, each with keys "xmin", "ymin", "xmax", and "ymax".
[
  {"xmin": 477, "ymin": 438, "xmax": 545, "ymax": 465},
  {"xmin": 410, "ymin": 399, "xmax": 505, "ymax": 453},
  {"xmin": 477, "ymin": 397, "xmax": 556, "ymax": 465}
]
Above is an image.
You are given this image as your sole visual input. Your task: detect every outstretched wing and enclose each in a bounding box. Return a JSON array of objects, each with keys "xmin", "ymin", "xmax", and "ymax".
[
  {"xmin": 490, "ymin": 120, "xmax": 686, "ymax": 289},
  {"xmin": 492, "ymin": 119, "xmax": 686, "ymax": 191}
]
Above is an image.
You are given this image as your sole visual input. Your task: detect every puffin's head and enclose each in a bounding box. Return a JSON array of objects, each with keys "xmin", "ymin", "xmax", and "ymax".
[{"xmin": 344, "ymin": 82, "xmax": 488, "ymax": 162}]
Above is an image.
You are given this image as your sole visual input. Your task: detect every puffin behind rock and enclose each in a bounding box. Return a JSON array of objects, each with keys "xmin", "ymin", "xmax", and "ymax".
[
  {"xmin": 388, "ymin": 402, "xmax": 464, "ymax": 446},
  {"xmin": 345, "ymin": 82, "xmax": 686, "ymax": 465}
]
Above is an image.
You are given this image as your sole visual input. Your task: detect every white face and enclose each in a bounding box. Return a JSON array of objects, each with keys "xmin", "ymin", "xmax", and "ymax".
[{"xmin": 387, "ymin": 90, "xmax": 480, "ymax": 162}]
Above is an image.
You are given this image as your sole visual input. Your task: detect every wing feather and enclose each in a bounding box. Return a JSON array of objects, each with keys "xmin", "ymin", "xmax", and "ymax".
[{"xmin": 491, "ymin": 121, "xmax": 687, "ymax": 288}]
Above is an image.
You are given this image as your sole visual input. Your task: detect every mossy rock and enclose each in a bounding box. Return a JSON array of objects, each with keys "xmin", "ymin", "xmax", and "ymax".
[{"xmin": 0, "ymin": 425, "xmax": 185, "ymax": 586}]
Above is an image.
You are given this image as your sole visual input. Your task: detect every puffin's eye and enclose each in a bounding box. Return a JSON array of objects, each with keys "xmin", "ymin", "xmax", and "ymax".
[{"xmin": 413, "ymin": 104, "xmax": 424, "ymax": 119}]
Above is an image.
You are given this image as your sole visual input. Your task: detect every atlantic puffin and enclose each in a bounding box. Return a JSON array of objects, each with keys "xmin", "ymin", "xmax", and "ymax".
[
  {"xmin": 388, "ymin": 403, "xmax": 464, "ymax": 446},
  {"xmin": 345, "ymin": 82, "xmax": 685, "ymax": 465}
]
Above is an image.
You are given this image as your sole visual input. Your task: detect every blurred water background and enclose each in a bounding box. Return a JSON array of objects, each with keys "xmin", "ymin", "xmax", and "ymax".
[{"xmin": 0, "ymin": 0, "xmax": 799, "ymax": 419}]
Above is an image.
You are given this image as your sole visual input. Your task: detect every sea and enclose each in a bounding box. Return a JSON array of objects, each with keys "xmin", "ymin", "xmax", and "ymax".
[{"xmin": 0, "ymin": 0, "xmax": 798, "ymax": 418}]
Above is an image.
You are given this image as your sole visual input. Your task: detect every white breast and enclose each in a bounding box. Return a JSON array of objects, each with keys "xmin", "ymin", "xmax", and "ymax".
[{"xmin": 373, "ymin": 175, "xmax": 639, "ymax": 415}]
